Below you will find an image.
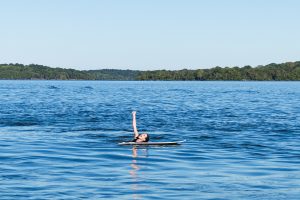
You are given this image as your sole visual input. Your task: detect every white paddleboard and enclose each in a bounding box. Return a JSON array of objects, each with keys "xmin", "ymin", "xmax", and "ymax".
[{"xmin": 118, "ymin": 141, "xmax": 181, "ymax": 146}]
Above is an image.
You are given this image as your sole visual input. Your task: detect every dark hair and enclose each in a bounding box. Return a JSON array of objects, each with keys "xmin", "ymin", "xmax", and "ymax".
[{"xmin": 144, "ymin": 134, "xmax": 150, "ymax": 142}]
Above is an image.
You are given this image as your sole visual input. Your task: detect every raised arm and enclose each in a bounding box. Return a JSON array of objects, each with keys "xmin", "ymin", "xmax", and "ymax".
[{"xmin": 132, "ymin": 111, "xmax": 139, "ymax": 138}]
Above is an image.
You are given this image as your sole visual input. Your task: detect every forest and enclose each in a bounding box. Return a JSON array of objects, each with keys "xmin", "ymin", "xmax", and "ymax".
[{"xmin": 0, "ymin": 61, "xmax": 299, "ymax": 80}]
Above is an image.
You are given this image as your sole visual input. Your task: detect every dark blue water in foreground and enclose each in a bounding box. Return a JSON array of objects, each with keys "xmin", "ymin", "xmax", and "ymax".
[{"xmin": 0, "ymin": 81, "xmax": 299, "ymax": 199}]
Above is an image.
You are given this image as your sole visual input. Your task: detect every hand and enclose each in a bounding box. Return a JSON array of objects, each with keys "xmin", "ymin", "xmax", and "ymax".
[{"xmin": 132, "ymin": 111, "xmax": 136, "ymax": 115}]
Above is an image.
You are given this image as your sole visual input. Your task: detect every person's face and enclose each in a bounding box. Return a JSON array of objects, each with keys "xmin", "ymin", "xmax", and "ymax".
[{"xmin": 138, "ymin": 133, "xmax": 148, "ymax": 142}]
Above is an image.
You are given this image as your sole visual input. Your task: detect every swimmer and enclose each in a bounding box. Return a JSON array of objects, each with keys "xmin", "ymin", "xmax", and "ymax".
[{"xmin": 132, "ymin": 111, "xmax": 150, "ymax": 142}]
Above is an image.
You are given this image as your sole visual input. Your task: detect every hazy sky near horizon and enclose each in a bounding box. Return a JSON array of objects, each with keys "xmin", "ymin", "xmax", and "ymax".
[{"xmin": 1, "ymin": 0, "xmax": 299, "ymax": 70}]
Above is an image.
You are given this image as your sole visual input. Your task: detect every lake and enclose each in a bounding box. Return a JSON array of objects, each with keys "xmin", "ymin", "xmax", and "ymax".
[{"xmin": 0, "ymin": 81, "xmax": 299, "ymax": 199}]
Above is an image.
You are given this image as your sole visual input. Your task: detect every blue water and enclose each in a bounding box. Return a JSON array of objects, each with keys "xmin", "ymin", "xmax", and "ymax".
[{"xmin": 0, "ymin": 81, "xmax": 299, "ymax": 199}]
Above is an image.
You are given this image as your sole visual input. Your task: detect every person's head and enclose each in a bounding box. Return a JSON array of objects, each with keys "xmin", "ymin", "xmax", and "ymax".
[{"xmin": 138, "ymin": 133, "xmax": 150, "ymax": 142}]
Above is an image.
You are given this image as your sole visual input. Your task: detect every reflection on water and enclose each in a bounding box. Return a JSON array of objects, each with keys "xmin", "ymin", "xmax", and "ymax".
[{"xmin": 130, "ymin": 147, "xmax": 148, "ymax": 200}]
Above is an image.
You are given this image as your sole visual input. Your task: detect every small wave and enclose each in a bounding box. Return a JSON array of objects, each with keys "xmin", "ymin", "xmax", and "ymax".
[
  {"xmin": 168, "ymin": 88, "xmax": 193, "ymax": 93},
  {"xmin": 47, "ymin": 85, "xmax": 59, "ymax": 89},
  {"xmin": 3, "ymin": 121, "xmax": 39, "ymax": 127},
  {"xmin": 221, "ymin": 89, "xmax": 259, "ymax": 94}
]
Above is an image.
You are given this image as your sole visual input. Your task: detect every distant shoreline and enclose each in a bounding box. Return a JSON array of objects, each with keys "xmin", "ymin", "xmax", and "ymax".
[
  {"xmin": 1, "ymin": 61, "xmax": 300, "ymax": 81},
  {"xmin": 0, "ymin": 79, "xmax": 299, "ymax": 82}
]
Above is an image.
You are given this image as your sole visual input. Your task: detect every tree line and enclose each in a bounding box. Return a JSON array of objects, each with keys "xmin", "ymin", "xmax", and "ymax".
[
  {"xmin": 137, "ymin": 62, "xmax": 300, "ymax": 81},
  {"xmin": 0, "ymin": 62, "xmax": 299, "ymax": 80},
  {"xmin": 0, "ymin": 64, "xmax": 140, "ymax": 80}
]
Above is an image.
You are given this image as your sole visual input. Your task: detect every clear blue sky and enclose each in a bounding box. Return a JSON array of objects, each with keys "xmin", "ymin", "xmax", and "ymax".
[{"xmin": 1, "ymin": 0, "xmax": 299, "ymax": 70}]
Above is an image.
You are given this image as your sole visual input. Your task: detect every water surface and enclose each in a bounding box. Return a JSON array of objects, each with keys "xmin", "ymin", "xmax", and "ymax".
[{"xmin": 0, "ymin": 81, "xmax": 299, "ymax": 199}]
